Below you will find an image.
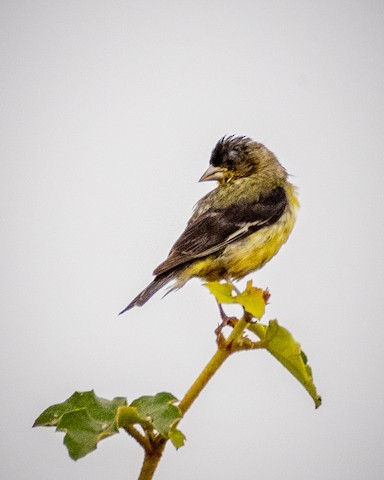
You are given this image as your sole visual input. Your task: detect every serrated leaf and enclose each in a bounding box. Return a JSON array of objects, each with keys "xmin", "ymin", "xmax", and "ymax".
[
  {"xmin": 130, "ymin": 392, "xmax": 183, "ymax": 438},
  {"xmin": 205, "ymin": 280, "xmax": 267, "ymax": 319},
  {"xmin": 249, "ymin": 321, "xmax": 322, "ymax": 408},
  {"xmin": 205, "ymin": 281, "xmax": 235, "ymax": 304},
  {"xmin": 33, "ymin": 391, "xmax": 127, "ymax": 460},
  {"xmin": 234, "ymin": 280, "xmax": 266, "ymax": 319}
]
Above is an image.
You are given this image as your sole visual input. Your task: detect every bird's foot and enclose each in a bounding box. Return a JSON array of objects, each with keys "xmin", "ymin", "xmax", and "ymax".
[{"xmin": 215, "ymin": 303, "xmax": 238, "ymax": 346}]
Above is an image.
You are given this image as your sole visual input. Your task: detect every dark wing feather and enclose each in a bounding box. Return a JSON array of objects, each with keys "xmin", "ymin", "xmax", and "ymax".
[{"xmin": 154, "ymin": 186, "xmax": 287, "ymax": 276}]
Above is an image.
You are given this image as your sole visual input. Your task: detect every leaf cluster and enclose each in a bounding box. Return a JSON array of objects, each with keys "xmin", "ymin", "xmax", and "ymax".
[
  {"xmin": 34, "ymin": 391, "xmax": 184, "ymax": 460},
  {"xmin": 34, "ymin": 281, "xmax": 321, "ymax": 478}
]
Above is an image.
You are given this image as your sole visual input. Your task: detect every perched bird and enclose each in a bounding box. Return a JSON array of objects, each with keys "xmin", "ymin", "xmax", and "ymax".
[{"xmin": 120, "ymin": 135, "xmax": 299, "ymax": 314}]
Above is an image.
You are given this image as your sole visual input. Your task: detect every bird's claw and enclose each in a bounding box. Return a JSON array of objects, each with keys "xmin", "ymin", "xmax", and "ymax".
[{"xmin": 215, "ymin": 303, "xmax": 238, "ymax": 345}]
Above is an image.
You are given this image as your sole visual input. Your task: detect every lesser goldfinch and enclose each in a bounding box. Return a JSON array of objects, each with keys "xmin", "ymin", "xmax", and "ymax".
[{"xmin": 120, "ymin": 135, "xmax": 298, "ymax": 314}]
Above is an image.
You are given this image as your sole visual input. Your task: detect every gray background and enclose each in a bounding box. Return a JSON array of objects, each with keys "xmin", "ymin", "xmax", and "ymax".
[{"xmin": 1, "ymin": 1, "xmax": 383, "ymax": 479}]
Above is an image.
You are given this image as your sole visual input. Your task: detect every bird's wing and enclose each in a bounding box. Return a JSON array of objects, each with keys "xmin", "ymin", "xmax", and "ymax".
[{"xmin": 153, "ymin": 186, "xmax": 287, "ymax": 276}]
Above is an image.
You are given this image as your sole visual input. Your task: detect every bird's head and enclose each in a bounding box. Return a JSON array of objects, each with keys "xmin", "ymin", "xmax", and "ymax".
[{"xmin": 199, "ymin": 135, "xmax": 287, "ymax": 185}]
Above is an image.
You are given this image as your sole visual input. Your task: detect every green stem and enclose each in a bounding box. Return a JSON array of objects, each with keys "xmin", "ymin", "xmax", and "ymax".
[
  {"xmin": 179, "ymin": 314, "xmax": 250, "ymax": 415},
  {"xmin": 123, "ymin": 425, "xmax": 151, "ymax": 452},
  {"xmin": 178, "ymin": 344, "xmax": 229, "ymax": 415},
  {"xmin": 136, "ymin": 312, "xmax": 251, "ymax": 479},
  {"xmin": 138, "ymin": 442, "xmax": 166, "ymax": 480}
]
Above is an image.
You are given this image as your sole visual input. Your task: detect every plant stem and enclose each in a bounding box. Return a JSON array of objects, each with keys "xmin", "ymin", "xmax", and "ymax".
[
  {"xmin": 138, "ymin": 442, "xmax": 166, "ymax": 480},
  {"xmin": 123, "ymin": 425, "xmax": 151, "ymax": 452},
  {"xmin": 179, "ymin": 314, "xmax": 249, "ymax": 415},
  {"xmin": 179, "ymin": 344, "xmax": 229, "ymax": 415},
  {"xmin": 136, "ymin": 312, "xmax": 250, "ymax": 479}
]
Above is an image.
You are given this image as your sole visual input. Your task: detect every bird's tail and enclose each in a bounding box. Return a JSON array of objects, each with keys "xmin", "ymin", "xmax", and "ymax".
[{"xmin": 119, "ymin": 271, "xmax": 176, "ymax": 315}]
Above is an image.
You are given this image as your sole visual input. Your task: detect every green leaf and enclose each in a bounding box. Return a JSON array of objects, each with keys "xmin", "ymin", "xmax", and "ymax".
[
  {"xmin": 131, "ymin": 392, "xmax": 182, "ymax": 437},
  {"xmin": 205, "ymin": 280, "xmax": 267, "ymax": 319},
  {"xmin": 169, "ymin": 428, "xmax": 186, "ymax": 449},
  {"xmin": 249, "ymin": 321, "xmax": 322, "ymax": 408},
  {"xmin": 33, "ymin": 391, "xmax": 127, "ymax": 460},
  {"xmin": 117, "ymin": 392, "xmax": 185, "ymax": 449},
  {"xmin": 234, "ymin": 281, "xmax": 266, "ymax": 319},
  {"xmin": 205, "ymin": 281, "xmax": 235, "ymax": 304},
  {"xmin": 116, "ymin": 405, "xmax": 143, "ymax": 427}
]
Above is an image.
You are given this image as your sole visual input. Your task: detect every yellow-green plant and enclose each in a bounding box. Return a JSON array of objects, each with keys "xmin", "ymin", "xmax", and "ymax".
[{"xmin": 34, "ymin": 282, "xmax": 321, "ymax": 480}]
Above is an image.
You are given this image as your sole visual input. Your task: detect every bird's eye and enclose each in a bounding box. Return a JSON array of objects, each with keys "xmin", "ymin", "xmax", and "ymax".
[{"xmin": 226, "ymin": 150, "xmax": 237, "ymax": 168}]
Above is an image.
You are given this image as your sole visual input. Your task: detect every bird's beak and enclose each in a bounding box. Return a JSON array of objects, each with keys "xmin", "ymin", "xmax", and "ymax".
[{"xmin": 199, "ymin": 165, "xmax": 226, "ymax": 182}]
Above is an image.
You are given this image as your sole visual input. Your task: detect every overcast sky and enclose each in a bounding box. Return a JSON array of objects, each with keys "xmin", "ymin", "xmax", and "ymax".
[{"xmin": 1, "ymin": 1, "xmax": 384, "ymax": 479}]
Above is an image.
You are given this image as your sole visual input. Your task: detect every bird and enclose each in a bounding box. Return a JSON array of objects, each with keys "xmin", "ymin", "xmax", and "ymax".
[{"xmin": 119, "ymin": 135, "xmax": 299, "ymax": 314}]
